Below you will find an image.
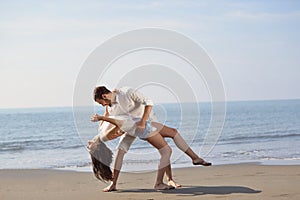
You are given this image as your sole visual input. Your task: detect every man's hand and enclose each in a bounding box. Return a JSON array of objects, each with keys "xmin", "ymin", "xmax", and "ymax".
[{"xmin": 135, "ymin": 120, "xmax": 146, "ymax": 133}]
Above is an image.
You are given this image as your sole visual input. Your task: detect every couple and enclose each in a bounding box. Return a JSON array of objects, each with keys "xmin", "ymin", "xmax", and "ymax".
[{"xmin": 88, "ymin": 86, "xmax": 211, "ymax": 191}]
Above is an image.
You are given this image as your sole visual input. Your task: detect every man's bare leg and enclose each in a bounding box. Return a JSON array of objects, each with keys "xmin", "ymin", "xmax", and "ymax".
[{"xmin": 103, "ymin": 149, "xmax": 125, "ymax": 192}]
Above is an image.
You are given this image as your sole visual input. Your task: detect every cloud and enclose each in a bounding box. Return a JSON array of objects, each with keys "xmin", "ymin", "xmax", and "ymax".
[{"xmin": 226, "ymin": 10, "xmax": 300, "ymax": 20}]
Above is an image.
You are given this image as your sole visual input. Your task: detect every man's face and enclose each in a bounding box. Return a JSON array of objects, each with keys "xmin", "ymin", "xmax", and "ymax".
[{"xmin": 95, "ymin": 98, "xmax": 111, "ymax": 107}]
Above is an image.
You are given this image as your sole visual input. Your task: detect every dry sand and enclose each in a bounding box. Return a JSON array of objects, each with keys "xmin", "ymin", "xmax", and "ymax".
[{"xmin": 1, "ymin": 164, "xmax": 299, "ymax": 200}]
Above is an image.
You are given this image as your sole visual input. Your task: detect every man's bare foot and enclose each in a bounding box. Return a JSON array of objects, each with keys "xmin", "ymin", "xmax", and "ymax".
[
  {"xmin": 193, "ymin": 158, "xmax": 212, "ymax": 166},
  {"xmin": 103, "ymin": 183, "xmax": 117, "ymax": 192},
  {"xmin": 154, "ymin": 183, "xmax": 175, "ymax": 190},
  {"xmin": 167, "ymin": 180, "xmax": 182, "ymax": 188}
]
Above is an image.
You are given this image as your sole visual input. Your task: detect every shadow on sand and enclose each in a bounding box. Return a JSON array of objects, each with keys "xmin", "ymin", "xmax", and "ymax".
[{"xmin": 117, "ymin": 185, "xmax": 261, "ymax": 196}]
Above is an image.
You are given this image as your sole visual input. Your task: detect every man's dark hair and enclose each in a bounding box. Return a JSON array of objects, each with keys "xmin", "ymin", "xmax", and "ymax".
[{"xmin": 93, "ymin": 86, "xmax": 111, "ymax": 101}]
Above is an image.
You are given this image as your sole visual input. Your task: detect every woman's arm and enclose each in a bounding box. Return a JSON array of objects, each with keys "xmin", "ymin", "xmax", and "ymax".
[
  {"xmin": 91, "ymin": 114, "xmax": 137, "ymax": 139},
  {"xmin": 91, "ymin": 115, "xmax": 125, "ymax": 141},
  {"xmin": 91, "ymin": 114, "xmax": 124, "ymax": 127}
]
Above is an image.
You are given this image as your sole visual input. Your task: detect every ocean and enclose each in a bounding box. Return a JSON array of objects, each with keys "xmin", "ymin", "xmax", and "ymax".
[{"xmin": 1, "ymin": 99, "xmax": 299, "ymax": 172}]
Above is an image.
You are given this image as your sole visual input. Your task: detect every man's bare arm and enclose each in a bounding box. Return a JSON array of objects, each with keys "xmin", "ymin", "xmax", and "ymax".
[{"xmin": 135, "ymin": 105, "xmax": 152, "ymax": 133}]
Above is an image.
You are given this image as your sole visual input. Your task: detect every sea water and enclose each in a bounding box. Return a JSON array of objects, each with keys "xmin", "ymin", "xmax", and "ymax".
[{"xmin": 0, "ymin": 99, "xmax": 299, "ymax": 172}]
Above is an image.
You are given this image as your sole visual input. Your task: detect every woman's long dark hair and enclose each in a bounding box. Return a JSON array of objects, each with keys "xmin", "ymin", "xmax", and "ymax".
[{"xmin": 88, "ymin": 138, "xmax": 113, "ymax": 182}]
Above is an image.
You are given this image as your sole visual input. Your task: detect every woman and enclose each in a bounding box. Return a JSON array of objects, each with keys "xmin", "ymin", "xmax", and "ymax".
[{"xmin": 88, "ymin": 114, "xmax": 211, "ymax": 190}]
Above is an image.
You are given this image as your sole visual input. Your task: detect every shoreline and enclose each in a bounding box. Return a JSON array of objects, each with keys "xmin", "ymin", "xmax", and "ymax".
[
  {"xmin": 2, "ymin": 159, "xmax": 300, "ymax": 173},
  {"xmin": 1, "ymin": 164, "xmax": 299, "ymax": 200}
]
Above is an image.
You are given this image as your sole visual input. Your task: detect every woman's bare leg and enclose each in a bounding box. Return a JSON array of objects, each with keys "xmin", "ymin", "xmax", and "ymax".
[
  {"xmin": 165, "ymin": 164, "xmax": 182, "ymax": 188},
  {"xmin": 146, "ymin": 132, "xmax": 173, "ymax": 190},
  {"xmin": 152, "ymin": 122, "xmax": 211, "ymax": 166},
  {"xmin": 103, "ymin": 148, "xmax": 126, "ymax": 192}
]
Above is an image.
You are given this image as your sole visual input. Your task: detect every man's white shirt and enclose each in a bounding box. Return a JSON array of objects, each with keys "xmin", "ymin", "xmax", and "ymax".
[{"xmin": 108, "ymin": 87, "xmax": 156, "ymax": 121}]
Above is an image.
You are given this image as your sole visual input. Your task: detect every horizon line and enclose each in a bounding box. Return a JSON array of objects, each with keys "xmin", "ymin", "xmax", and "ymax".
[{"xmin": 0, "ymin": 98, "xmax": 299, "ymax": 110}]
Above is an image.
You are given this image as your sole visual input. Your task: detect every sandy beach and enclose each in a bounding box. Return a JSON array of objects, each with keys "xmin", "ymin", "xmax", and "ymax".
[{"xmin": 0, "ymin": 164, "xmax": 299, "ymax": 200}]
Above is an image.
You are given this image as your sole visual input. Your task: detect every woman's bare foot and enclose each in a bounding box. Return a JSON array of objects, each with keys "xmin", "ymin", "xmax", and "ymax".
[
  {"xmin": 154, "ymin": 183, "xmax": 175, "ymax": 190},
  {"xmin": 103, "ymin": 182, "xmax": 117, "ymax": 192},
  {"xmin": 192, "ymin": 158, "xmax": 212, "ymax": 166},
  {"xmin": 167, "ymin": 180, "xmax": 182, "ymax": 188}
]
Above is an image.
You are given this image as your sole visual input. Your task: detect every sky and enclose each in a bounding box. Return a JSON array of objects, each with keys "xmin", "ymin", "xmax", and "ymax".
[{"xmin": 0, "ymin": 0, "xmax": 300, "ymax": 108}]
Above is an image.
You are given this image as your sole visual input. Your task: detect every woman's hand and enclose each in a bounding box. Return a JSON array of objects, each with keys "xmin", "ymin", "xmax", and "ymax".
[{"xmin": 90, "ymin": 114, "xmax": 102, "ymax": 122}]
